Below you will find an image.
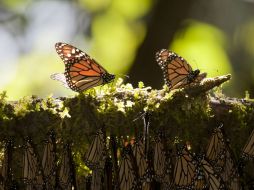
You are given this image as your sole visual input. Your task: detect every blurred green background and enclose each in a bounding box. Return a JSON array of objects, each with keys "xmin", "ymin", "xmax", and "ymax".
[{"xmin": 0, "ymin": 0, "xmax": 254, "ymax": 100}]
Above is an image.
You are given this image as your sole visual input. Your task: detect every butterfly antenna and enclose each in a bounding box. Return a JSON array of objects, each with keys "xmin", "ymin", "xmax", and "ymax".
[{"xmin": 192, "ymin": 59, "xmax": 199, "ymax": 69}]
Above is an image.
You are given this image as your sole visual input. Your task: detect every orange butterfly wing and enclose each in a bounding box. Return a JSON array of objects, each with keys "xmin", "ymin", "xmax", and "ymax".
[
  {"xmin": 156, "ymin": 49, "xmax": 206, "ymax": 90},
  {"xmin": 52, "ymin": 42, "xmax": 115, "ymax": 92}
]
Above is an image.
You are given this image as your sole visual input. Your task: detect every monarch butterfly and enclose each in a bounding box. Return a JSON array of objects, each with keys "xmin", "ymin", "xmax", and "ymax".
[
  {"xmin": 51, "ymin": 42, "xmax": 115, "ymax": 92},
  {"xmin": 0, "ymin": 139, "xmax": 13, "ymax": 189},
  {"xmin": 174, "ymin": 145, "xmax": 197, "ymax": 189},
  {"xmin": 222, "ymin": 151, "xmax": 241, "ymax": 190},
  {"xmin": 153, "ymin": 136, "xmax": 167, "ymax": 182},
  {"xmin": 193, "ymin": 169, "xmax": 207, "ymax": 190},
  {"xmin": 119, "ymin": 144, "xmax": 138, "ymax": 190},
  {"xmin": 242, "ymin": 128, "xmax": 254, "ymax": 160},
  {"xmin": 23, "ymin": 137, "xmax": 45, "ymax": 190},
  {"xmin": 156, "ymin": 49, "xmax": 206, "ymax": 90},
  {"xmin": 153, "ymin": 135, "xmax": 174, "ymax": 189},
  {"xmin": 85, "ymin": 174, "xmax": 92, "ymax": 189},
  {"xmin": 194, "ymin": 154, "xmax": 225, "ymax": 190},
  {"xmin": 206, "ymin": 126, "xmax": 240, "ymax": 189},
  {"xmin": 84, "ymin": 128, "xmax": 106, "ymax": 171},
  {"xmin": 132, "ymin": 138, "xmax": 152, "ymax": 190},
  {"xmin": 109, "ymin": 135, "xmax": 120, "ymax": 189},
  {"xmin": 91, "ymin": 170, "xmax": 103, "ymax": 190},
  {"xmin": 42, "ymin": 131, "xmax": 57, "ymax": 189},
  {"xmin": 104, "ymin": 157, "xmax": 113, "ymax": 190},
  {"xmin": 58, "ymin": 143, "xmax": 77, "ymax": 189}
]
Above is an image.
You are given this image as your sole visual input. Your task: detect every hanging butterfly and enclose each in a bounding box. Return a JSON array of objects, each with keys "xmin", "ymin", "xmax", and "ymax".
[
  {"xmin": 51, "ymin": 42, "xmax": 115, "ymax": 92},
  {"xmin": 83, "ymin": 128, "xmax": 106, "ymax": 171},
  {"xmin": 242, "ymin": 128, "xmax": 254, "ymax": 160},
  {"xmin": 153, "ymin": 135, "xmax": 174, "ymax": 189},
  {"xmin": 173, "ymin": 145, "xmax": 197, "ymax": 189},
  {"xmin": 87, "ymin": 157, "xmax": 112, "ymax": 190},
  {"xmin": 206, "ymin": 125, "xmax": 241, "ymax": 189},
  {"xmin": 109, "ymin": 135, "xmax": 120, "ymax": 189},
  {"xmin": 118, "ymin": 144, "xmax": 138, "ymax": 190},
  {"xmin": 91, "ymin": 170, "xmax": 103, "ymax": 190},
  {"xmin": 194, "ymin": 154, "xmax": 225, "ymax": 190},
  {"xmin": 104, "ymin": 157, "xmax": 113, "ymax": 190},
  {"xmin": 42, "ymin": 130, "xmax": 57, "ymax": 189},
  {"xmin": 132, "ymin": 138, "xmax": 152, "ymax": 189},
  {"xmin": 153, "ymin": 136, "xmax": 167, "ymax": 182},
  {"xmin": 156, "ymin": 49, "xmax": 207, "ymax": 90},
  {"xmin": 58, "ymin": 143, "xmax": 77, "ymax": 189},
  {"xmin": 0, "ymin": 139, "xmax": 13, "ymax": 189},
  {"xmin": 23, "ymin": 137, "xmax": 45, "ymax": 190},
  {"xmin": 132, "ymin": 139, "xmax": 148, "ymax": 179},
  {"xmin": 206, "ymin": 125, "xmax": 226, "ymax": 172},
  {"xmin": 223, "ymin": 151, "xmax": 241, "ymax": 190}
]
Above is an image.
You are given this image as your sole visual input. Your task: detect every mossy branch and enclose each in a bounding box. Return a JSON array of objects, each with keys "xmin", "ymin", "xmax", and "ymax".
[
  {"xmin": 173, "ymin": 74, "xmax": 231, "ymax": 97},
  {"xmin": 0, "ymin": 74, "xmax": 253, "ymax": 168}
]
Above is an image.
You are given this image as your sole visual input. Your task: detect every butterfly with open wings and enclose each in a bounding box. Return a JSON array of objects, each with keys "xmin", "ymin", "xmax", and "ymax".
[{"xmin": 51, "ymin": 42, "xmax": 115, "ymax": 92}]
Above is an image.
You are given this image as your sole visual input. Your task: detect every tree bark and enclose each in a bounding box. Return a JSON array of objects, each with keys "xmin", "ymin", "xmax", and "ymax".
[{"xmin": 128, "ymin": 0, "xmax": 194, "ymax": 88}]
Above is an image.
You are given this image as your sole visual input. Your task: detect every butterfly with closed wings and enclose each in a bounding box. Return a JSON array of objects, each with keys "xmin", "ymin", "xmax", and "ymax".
[
  {"xmin": 51, "ymin": 42, "xmax": 115, "ymax": 92},
  {"xmin": 156, "ymin": 49, "xmax": 207, "ymax": 90}
]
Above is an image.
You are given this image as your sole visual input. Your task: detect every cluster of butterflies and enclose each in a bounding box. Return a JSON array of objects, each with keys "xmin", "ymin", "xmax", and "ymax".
[
  {"xmin": 83, "ymin": 122, "xmax": 254, "ymax": 190},
  {"xmin": 0, "ymin": 125, "xmax": 254, "ymax": 189},
  {"xmin": 51, "ymin": 43, "xmax": 207, "ymax": 92},
  {"xmin": 0, "ymin": 131, "xmax": 77, "ymax": 189}
]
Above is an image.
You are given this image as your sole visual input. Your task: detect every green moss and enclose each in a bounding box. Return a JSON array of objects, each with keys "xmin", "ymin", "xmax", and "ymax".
[
  {"xmin": 0, "ymin": 77, "xmax": 253, "ymax": 178},
  {"xmin": 222, "ymin": 101, "xmax": 250, "ymax": 157},
  {"xmin": 0, "ymin": 91, "xmax": 14, "ymax": 121}
]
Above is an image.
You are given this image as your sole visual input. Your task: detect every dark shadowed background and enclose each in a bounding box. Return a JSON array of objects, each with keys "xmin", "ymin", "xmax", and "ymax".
[{"xmin": 0, "ymin": 0, "xmax": 254, "ymax": 100}]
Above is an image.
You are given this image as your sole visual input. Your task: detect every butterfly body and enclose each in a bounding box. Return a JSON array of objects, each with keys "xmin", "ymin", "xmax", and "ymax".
[
  {"xmin": 156, "ymin": 49, "xmax": 206, "ymax": 90},
  {"xmin": 51, "ymin": 42, "xmax": 115, "ymax": 92},
  {"xmin": 187, "ymin": 69, "xmax": 200, "ymax": 83},
  {"xmin": 102, "ymin": 72, "xmax": 116, "ymax": 84}
]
